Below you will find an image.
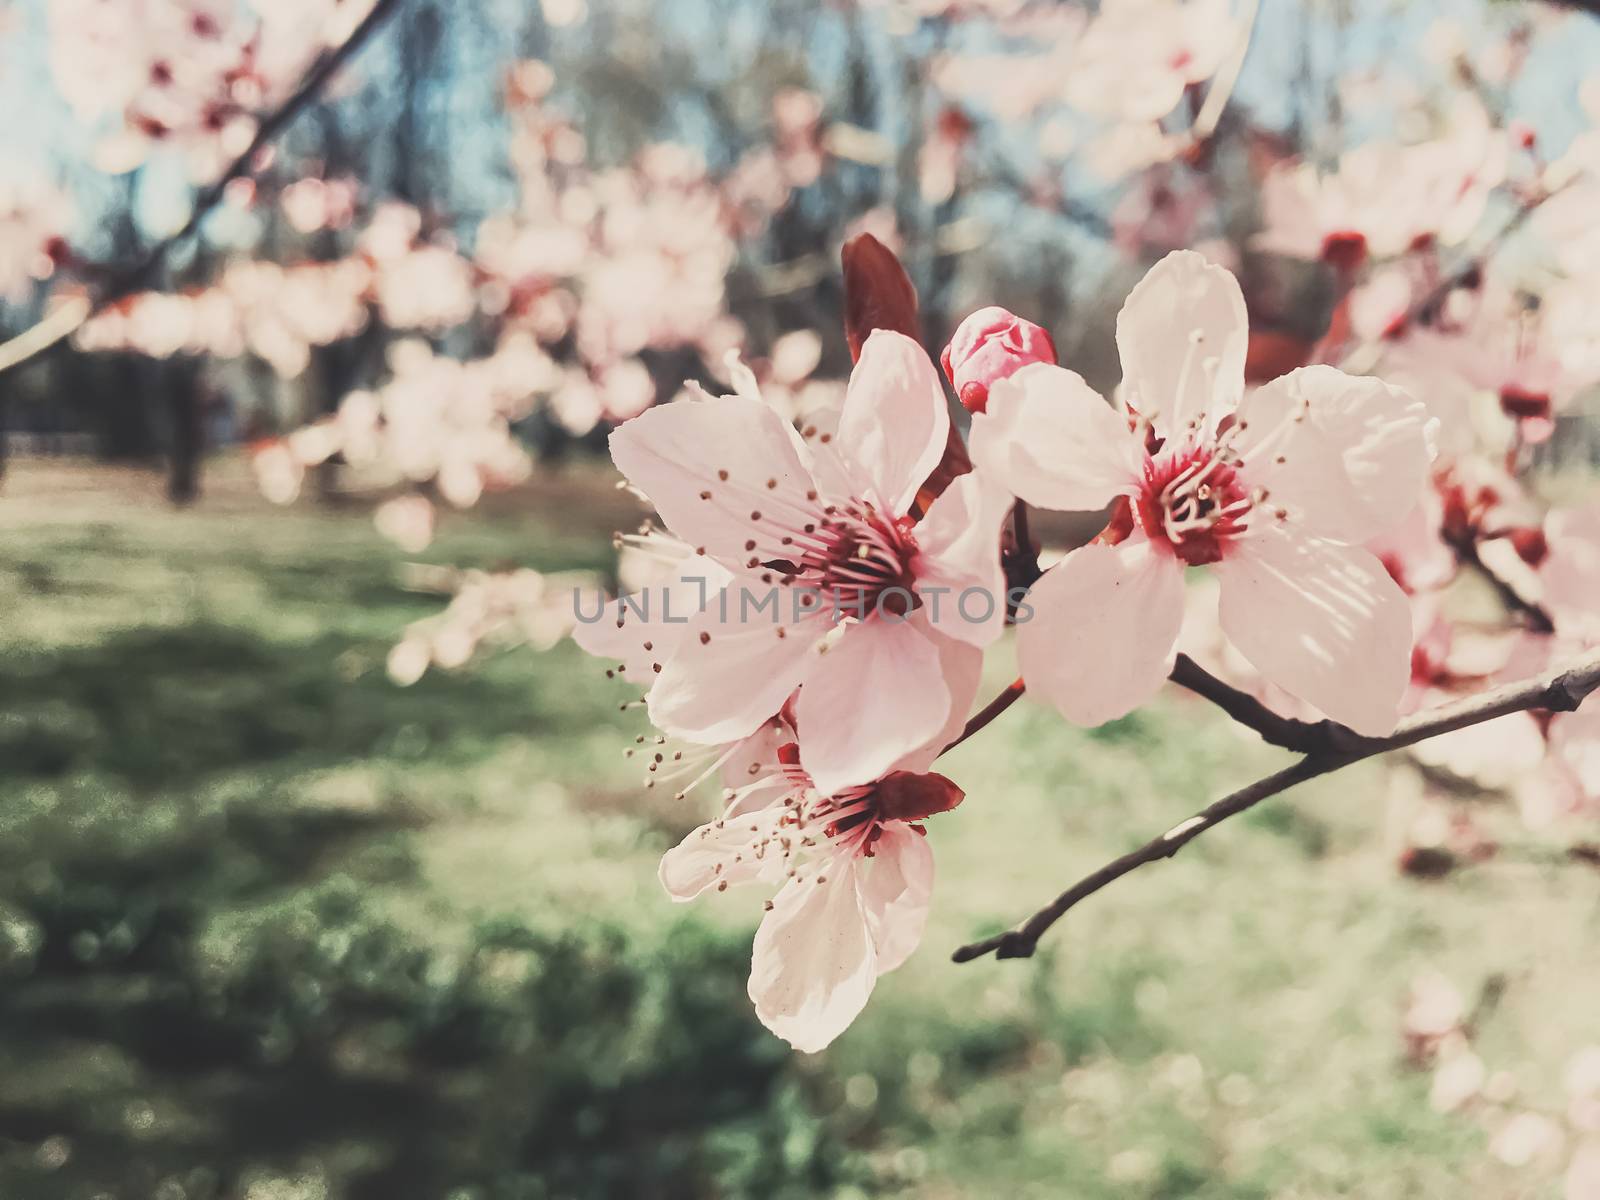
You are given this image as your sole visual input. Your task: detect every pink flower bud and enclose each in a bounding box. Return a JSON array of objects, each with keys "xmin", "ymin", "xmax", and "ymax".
[{"xmin": 940, "ymin": 307, "xmax": 1057, "ymax": 413}]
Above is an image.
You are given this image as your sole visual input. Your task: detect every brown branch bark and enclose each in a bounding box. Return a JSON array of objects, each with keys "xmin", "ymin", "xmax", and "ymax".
[
  {"xmin": 0, "ymin": 0, "xmax": 405, "ymax": 380},
  {"xmin": 1167, "ymin": 653, "xmax": 1373, "ymax": 755},
  {"xmin": 1442, "ymin": 529, "xmax": 1556, "ymax": 634},
  {"xmin": 946, "ymin": 653, "xmax": 1371, "ymax": 761},
  {"xmin": 953, "ymin": 644, "xmax": 1600, "ymax": 964}
]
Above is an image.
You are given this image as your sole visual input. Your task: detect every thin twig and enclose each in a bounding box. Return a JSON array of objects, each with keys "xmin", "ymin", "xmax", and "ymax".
[
  {"xmin": 0, "ymin": 0, "xmax": 405, "ymax": 379},
  {"xmin": 944, "ymin": 677, "xmax": 1026, "ymax": 754},
  {"xmin": 953, "ymin": 644, "xmax": 1600, "ymax": 963}
]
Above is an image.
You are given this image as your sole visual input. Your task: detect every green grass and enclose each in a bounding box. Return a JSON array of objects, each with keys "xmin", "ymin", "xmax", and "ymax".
[{"xmin": 1, "ymin": 457, "xmax": 1596, "ymax": 1199}]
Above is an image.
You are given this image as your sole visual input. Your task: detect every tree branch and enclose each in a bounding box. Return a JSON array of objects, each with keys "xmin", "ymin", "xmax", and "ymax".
[
  {"xmin": 0, "ymin": 0, "xmax": 405, "ymax": 379},
  {"xmin": 953, "ymin": 644, "xmax": 1600, "ymax": 964},
  {"xmin": 1442, "ymin": 529, "xmax": 1556, "ymax": 634},
  {"xmin": 1167, "ymin": 653, "xmax": 1371, "ymax": 755},
  {"xmin": 944, "ymin": 653, "xmax": 1371, "ymax": 762}
]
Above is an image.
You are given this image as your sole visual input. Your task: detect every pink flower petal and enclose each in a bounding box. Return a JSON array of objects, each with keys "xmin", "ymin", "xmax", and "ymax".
[
  {"xmin": 1216, "ymin": 526, "xmax": 1412, "ymax": 735},
  {"xmin": 749, "ymin": 860, "xmax": 877, "ymax": 1053},
  {"xmin": 914, "ymin": 472, "xmax": 1013, "ymax": 647},
  {"xmin": 837, "ymin": 329, "xmax": 950, "ymax": 515},
  {"xmin": 649, "ymin": 587, "xmax": 828, "ymax": 745},
  {"xmin": 1117, "ymin": 250, "xmax": 1248, "ymax": 435},
  {"xmin": 970, "ymin": 362, "xmax": 1143, "ymax": 512},
  {"xmin": 659, "ymin": 807, "xmax": 788, "ymax": 900},
  {"xmin": 1234, "ymin": 366, "xmax": 1433, "ymax": 544},
  {"xmin": 1016, "ymin": 537, "xmax": 1187, "ymax": 726},
  {"xmin": 796, "ymin": 618, "xmax": 952, "ymax": 796},
  {"xmin": 858, "ymin": 823, "xmax": 934, "ymax": 974},
  {"xmin": 891, "ymin": 635, "xmax": 983, "ymax": 772},
  {"xmin": 608, "ymin": 392, "xmax": 818, "ymax": 561},
  {"xmin": 571, "ymin": 562, "xmax": 733, "ymax": 687}
]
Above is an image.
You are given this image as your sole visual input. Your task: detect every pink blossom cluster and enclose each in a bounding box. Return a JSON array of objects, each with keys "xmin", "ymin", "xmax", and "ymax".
[
  {"xmin": 576, "ymin": 247, "xmax": 1446, "ymax": 1051},
  {"xmin": 889, "ymin": 0, "xmax": 1249, "ymax": 206},
  {"xmin": 74, "ymin": 255, "xmax": 371, "ymax": 376},
  {"xmin": 46, "ymin": 0, "xmax": 378, "ymax": 179},
  {"xmin": 475, "ymin": 68, "xmax": 809, "ymax": 430},
  {"xmin": 251, "ymin": 68, "xmax": 826, "ymax": 539},
  {"xmin": 73, "ymin": 201, "xmax": 472, "ymax": 375},
  {"xmin": 61, "ymin": 56, "xmax": 834, "ymax": 562},
  {"xmin": 386, "ymin": 561, "xmax": 594, "ymax": 685},
  {"xmin": 253, "ymin": 337, "xmax": 539, "ymax": 516}
]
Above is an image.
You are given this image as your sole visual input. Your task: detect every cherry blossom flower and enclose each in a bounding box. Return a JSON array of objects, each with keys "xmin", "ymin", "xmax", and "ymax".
[
  {"xmin": 48, "ymin": 0, "xmax": 378, "ymax": 180},
  {"xmin": 659, "ymin": 725, "xmax": 964, "ymax": 1052},
  {"xmin": 970, "ymin": 251, "xmax": 1432, "ymax": 734},
  {"xmin": 0, "ymin": 174, "xmax": 72, "ymax": 302},
  {"xmin": 607, "ymin": 330, "xmax": 1008, "ymax": 794},
  {"xmin": 940, "ymin": 305, "xmax": 1057, "ymax": 414},
  {"xmin": 930, "ymin": 12, "xmax": 1083, "ymax": 126},
  {"xmin": 1064, "ymin": 0, "xmax": 1239, "ymax": 125},
  {"xmin": 1396, "ymin": 278, "xmax": 1600, "ymax": 445},
  {"xmin": 1255, "ymin": 128, "xmax": 1496, "ymax": 268}
]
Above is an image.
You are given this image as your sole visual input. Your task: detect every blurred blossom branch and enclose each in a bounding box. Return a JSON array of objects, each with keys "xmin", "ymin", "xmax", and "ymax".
[
  {"xmin": 1189, "ymin": 0, "xmax": 1261, "ymax": 144},
  {"xmin": 1442, "ymin": 527, "xmax": 1557, "ymax": 634},
  {"xmin": 0, "ymin": 0, "xmax": 404, "ymax": 380},
  {"xmin": 953, "ymin": 644, "xmax": 1600, "ymax": 964},
  {"xmin": 1343, "ymin": 180, "xmax": 1571, "ymax": 373}
]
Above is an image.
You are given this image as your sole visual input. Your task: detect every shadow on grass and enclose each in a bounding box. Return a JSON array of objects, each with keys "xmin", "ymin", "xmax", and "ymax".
[
  {"xmin": 0, "ymin": 606, "xmax": 874, "ymax": 1198},
  {"xmin": 0, "ymin": 621, "xmax": 603, "ymax": 789}
]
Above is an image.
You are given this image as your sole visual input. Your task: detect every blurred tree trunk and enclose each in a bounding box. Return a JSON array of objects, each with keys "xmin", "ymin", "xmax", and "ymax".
[{"xmin": 165, "ymin": 365, "xmax": 205, "ymax": 506}]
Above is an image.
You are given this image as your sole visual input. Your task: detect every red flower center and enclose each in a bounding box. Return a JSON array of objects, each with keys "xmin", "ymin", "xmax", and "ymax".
[
  {"xmin": 1136, "ymin": 443, "xmax": 1252, "ymax": 566},
  {"xmin": 778, "ymin": 504, "xmax": 920, "ymax": 619},
  {"xmin": 781, "ymin": 753, "xmax": 961, "ymax": 851}
]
